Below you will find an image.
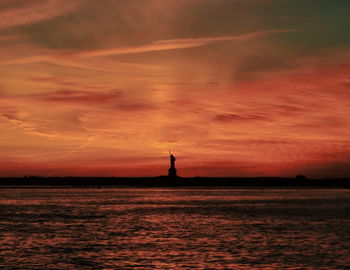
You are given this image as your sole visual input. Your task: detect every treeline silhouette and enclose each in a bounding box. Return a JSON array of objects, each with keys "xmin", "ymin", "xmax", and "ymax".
[{"xmin": 0, "ymin": 176, "xmax": 349, "ymax": 188}]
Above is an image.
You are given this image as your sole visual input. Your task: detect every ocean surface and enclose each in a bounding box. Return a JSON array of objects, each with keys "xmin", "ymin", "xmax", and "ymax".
[{"xmin": 0, "ymin": 188, "xmax": 349, "ymax": 269}]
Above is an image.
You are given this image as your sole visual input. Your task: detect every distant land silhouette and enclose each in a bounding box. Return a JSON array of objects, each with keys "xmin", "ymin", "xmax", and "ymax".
[
  {"xmin": 0, "ymin": 176, "xmax": 349, "ymax": 188},
  {"xmin": 0, "ymin": 153, "xmax": 349, "ymax": 188}
]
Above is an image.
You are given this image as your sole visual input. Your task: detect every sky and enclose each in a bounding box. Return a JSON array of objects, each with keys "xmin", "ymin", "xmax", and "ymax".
[{"xmin": 0, "ymin": 0, "xmax": 350, "ymax": 178}]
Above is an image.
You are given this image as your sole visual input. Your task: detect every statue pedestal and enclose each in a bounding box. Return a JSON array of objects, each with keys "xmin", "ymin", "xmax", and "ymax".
[{"xmin": 168, "ymin": 167, "xmax": 177, "ymax": 178}]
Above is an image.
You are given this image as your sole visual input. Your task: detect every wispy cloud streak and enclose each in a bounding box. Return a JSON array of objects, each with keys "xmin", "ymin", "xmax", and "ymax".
[
  {"xmin": 68, "ymin": 29, "xmax": 297, "ymax": 58},
  {"xmin": 1, "ymin": 29, "xmax": 297, "ymax": 65}
]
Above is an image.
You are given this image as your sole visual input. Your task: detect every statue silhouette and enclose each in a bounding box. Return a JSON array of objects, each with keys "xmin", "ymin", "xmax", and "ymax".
[{"xmin": 168, "ymin": 151, "xmax": 177, "ymax": 178}]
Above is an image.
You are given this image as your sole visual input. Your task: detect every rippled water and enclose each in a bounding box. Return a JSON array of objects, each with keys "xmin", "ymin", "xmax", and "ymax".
[{"xmin": 0, "ymin": 188, "xmax": 349, "ymax": 269}]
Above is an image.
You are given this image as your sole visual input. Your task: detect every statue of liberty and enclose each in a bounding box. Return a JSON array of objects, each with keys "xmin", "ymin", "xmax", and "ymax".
[{"xmin": 168, "ymin": 150, "xmax": 177, "ymax": 178}]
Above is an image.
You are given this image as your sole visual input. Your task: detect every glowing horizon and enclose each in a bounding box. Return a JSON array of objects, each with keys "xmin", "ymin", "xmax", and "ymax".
[{"xmin": 1, "ymin": 0, "xmax": 350, "ymax": 178}]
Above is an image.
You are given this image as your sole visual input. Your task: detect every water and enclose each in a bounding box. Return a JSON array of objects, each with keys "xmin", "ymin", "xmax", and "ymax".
[{"xmin": 0, "ymin": 188, "xmax": 349, "ymax": 269}]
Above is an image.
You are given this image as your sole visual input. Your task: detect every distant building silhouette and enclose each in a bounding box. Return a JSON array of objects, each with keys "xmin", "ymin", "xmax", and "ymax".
[{"xmin": 168, "ymin": 151, "xmax": 177, "ymax": 178}]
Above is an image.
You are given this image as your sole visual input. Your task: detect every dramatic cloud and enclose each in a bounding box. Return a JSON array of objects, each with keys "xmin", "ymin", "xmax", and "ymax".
[{"xmin": 1, "ymin": 0, "xmax": 350, "ymax": 177}]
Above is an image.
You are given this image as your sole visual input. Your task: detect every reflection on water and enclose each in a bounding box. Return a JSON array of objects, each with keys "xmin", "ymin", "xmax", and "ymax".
[{"xmin": 0, "ymin": 188, "xmax": 349, "ymax": 269}]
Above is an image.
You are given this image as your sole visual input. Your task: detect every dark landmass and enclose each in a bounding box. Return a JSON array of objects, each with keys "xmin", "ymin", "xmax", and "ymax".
[{"xmin": 0, "ymin": 176, "xmax": 349, "ymax": 188}]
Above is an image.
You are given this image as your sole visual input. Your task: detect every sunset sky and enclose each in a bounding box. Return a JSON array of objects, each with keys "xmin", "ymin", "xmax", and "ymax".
[{"xmin": 1, "ymin": 0, "xmax": 350, "ymax": 177}]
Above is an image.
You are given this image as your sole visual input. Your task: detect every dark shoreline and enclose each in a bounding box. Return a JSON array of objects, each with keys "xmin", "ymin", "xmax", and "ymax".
[{"xmin": 0, "ymin": 176, "xmax": 349, "ymax": 188}]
